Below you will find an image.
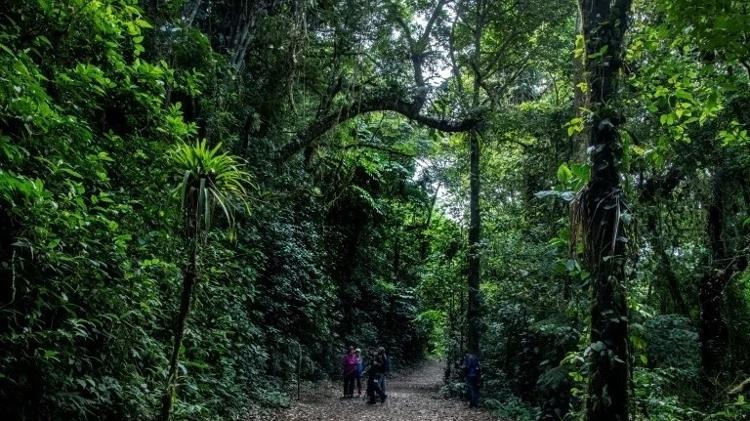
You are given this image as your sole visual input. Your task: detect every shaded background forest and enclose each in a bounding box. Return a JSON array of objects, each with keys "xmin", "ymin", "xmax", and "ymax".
[{"xmin": 1, "ymin": 0, "xmax": 749, "ymax": 420}]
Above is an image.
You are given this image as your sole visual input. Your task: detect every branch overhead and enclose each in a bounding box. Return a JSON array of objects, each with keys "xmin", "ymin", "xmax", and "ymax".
[
  {"xmin": 276, "ymin": 93, "xmax": 483, "ymax": 162},
  {"xmin": 275, "ymin": 0, "xmax": 477, "ymax": 163}
]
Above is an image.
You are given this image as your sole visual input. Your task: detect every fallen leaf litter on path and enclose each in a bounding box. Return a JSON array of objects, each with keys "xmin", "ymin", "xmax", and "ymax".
[{"xmin": 246, "ymin": 360, "xmax": 498, "ymax": 421}]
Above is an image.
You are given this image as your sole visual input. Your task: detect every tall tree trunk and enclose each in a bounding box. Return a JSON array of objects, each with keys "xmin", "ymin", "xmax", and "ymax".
[
  {"xmin": 160, "ymin": 238, "xmax": 198, "ymax": 421},
  {"xmin": 576, "ymin": 1, "xmax": 633, "ymax": 420},
  {"xmin": 160, "ymin": 193, "xmax": 201, "ymax": 421},
  {"xmin": 467, "ymin": 130, "xmax": 481, "ymax": 355},
  {"xmin": 586, "ymin": 255, "xmax": 629, "ymax": 421},
  {"xmin": 698, "ymin": 171, "xmax": 749, "ymax": 395},
  {"xmin": 699, "ymin": 172, "xmax": 728, "ymax": 390},
  {"xmin": 465, "ymin": 0, "xmax": 484, "ymax": 357}
]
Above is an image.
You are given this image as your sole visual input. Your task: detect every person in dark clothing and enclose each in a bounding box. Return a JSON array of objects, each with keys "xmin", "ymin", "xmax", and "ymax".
[
  {"xmin": 365, "ymin": 348, "xmax": 387, "ymax": 404},
  {"xmin": 463, "ymin": 353, "xmax": 481, "ymax": 408},
  {"xmin": 355, "ymin": 348, "xmax": 363, "ymax": 397},
  {"xmin": 377, "ymin": 347, "xmax": 389, "ymax": 394},
  {"xmin": 342, "ymin": 345, "xmax": 357, "ymax": 398}
]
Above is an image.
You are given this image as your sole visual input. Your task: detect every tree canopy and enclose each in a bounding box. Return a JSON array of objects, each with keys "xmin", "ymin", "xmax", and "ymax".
[{"xmin": 1, "ymin": 0, "xmax": 749, "ymax": 420}]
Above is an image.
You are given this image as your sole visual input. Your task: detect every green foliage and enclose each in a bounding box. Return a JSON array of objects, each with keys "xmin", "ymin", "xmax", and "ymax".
[
  {"xmin": 172, "ymin": 140, "xmax": 251, "ymax": 234},
  {"xmin": 415, "ymin": 309, "xmax": 448, "ymax": 356},
  {"xmin": 486, "ymin": 395, "xmax": 541, "ymax": 421},
  {"xmin": 1, "ymin": 0, "xmax": 749, "ymax": 419},
  {"xmin": 633, "ymin": 367, "xmax": 702, "ymax": 421},
  {"xmin": 642, "ymin": 315, "xmax": 700, "ymax": 371}
]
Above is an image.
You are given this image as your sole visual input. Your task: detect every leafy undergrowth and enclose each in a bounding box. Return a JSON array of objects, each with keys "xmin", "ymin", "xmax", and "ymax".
[{"xmin": 245, "ymin": 360, "xmax": 502, "ymax": 421}]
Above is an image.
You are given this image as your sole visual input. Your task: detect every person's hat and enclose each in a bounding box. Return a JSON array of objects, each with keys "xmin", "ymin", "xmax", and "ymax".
[{"xmin": 355, "ymin": 348, "xmax": 361, "ymax": 353}]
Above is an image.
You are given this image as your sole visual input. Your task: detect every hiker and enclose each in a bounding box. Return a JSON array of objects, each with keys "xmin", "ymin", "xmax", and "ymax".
[
  {"xmin": 355, "ymin": 348, "xmax": 364, "ymax": 397},
  {"xmin": 463, "ymin": 352, "xmax": 481, "ymax": 408},
  {"xmin": 365, "ymin": 348, "xmax": 387, "ymax": 404},
  {"xmin": 363, "ymin": 348, "xmax": 374, "ymax": 399},
  {"xmin": 377, "ymin": 347, "xmax": 389, "ymax": 394},
  {"xmin": 342, "ymin": 345, "xmax": 358, "ymax": 398}
]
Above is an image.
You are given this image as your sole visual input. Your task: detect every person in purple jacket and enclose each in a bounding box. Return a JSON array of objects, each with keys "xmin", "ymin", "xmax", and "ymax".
[{"xmin": 342, "ymin": 345, "xmax": 358, "ymax": 398}]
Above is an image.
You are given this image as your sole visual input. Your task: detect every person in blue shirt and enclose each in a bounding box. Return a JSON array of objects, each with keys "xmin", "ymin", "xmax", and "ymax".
[{"xmin": 463, "ymin": 352, "xmax": 481, "ymax": 408}]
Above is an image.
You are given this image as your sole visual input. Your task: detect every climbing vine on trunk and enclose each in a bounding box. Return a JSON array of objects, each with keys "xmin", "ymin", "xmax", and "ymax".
[{"xmin": 573, "ymin": 1, "xmax": 633, "ymax": 420}]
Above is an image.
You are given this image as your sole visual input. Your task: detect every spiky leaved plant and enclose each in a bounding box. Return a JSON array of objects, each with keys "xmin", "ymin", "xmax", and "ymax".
[{"xmin": 160, "ymin": 140, "xmax": 250, "ymax": 421}]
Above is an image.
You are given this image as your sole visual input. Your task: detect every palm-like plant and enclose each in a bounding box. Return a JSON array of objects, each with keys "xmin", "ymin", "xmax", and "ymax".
[
  {"xmin": 160, "ymin": 140, "xmax": 250, "ymax": 421},
  {"xmin": 174, "ymin": 140, "xmax": 250, "ymax": 235}
]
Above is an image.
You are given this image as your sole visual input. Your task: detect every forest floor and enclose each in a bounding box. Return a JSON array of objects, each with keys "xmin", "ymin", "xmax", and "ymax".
[{"xmin": 245, "ymin": 359, "xmax": 499, "ymax": 421}]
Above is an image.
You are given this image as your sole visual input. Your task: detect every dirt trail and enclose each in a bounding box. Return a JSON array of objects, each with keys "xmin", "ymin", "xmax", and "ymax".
[{"xmin": 247, "ymin": 360, "xmax": 497, "ymax": 421}]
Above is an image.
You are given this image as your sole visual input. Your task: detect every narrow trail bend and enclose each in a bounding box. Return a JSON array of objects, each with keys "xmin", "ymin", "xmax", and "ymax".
[{"xmin": 248, "ymin": 360, "xmax": 498, "ymax": 421}]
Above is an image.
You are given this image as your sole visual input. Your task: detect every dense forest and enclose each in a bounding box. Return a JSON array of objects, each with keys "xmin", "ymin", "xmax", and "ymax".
[{"xmin": 1, "ymin": 0, "xmax": 749, "ymax": 420}]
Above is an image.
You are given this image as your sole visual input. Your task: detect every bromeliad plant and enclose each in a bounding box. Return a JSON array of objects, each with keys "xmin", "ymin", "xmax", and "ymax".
[{"xmin": 160, "ymin": 140, "xmax": 251, "ymax": 421}]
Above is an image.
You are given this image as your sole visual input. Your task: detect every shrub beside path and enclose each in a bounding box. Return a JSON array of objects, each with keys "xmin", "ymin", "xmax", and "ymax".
[{"xmin": 246, "ymin": 359, "xmax": 499, "ymax": 421}]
